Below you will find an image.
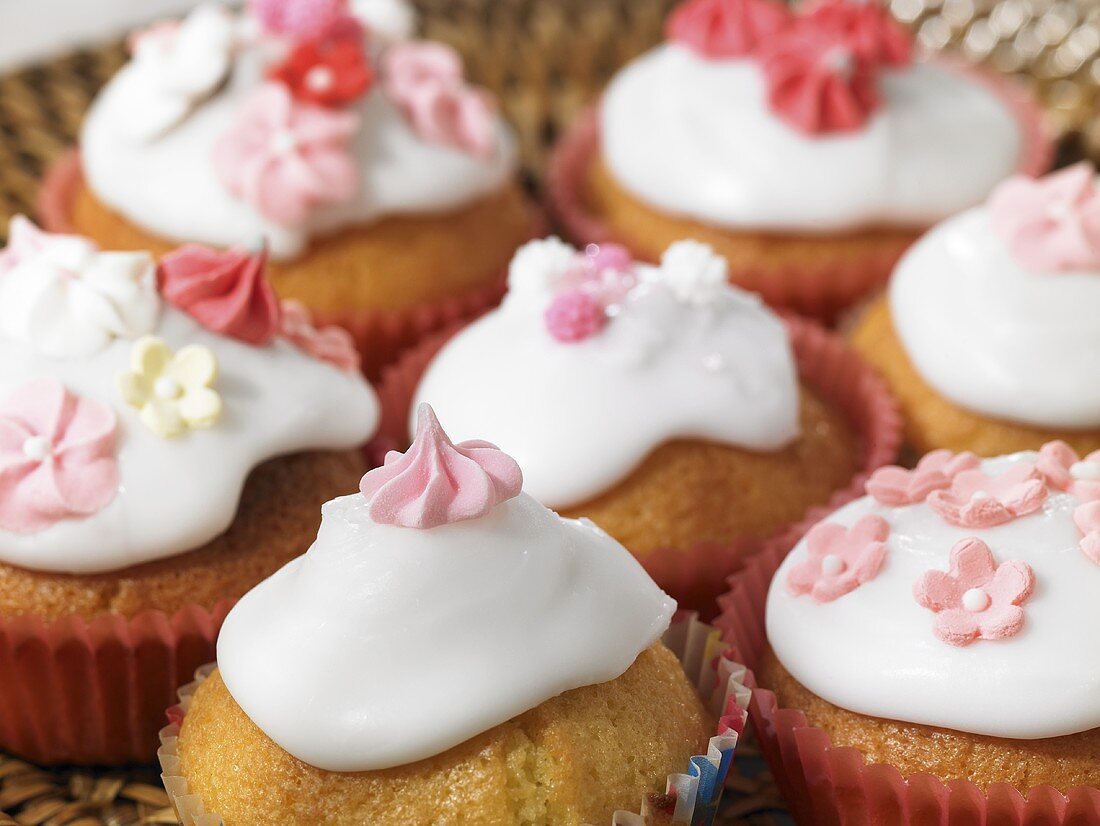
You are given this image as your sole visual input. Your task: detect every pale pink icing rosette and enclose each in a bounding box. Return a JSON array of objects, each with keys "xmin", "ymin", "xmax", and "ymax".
[
  {"xmin": 37, "ymin": 150, "xmax": 547, "ymax": 380},
  {"xmin": 545, "ymin": 60, "xmax": 1053, "ymax": 322},
  {"xmin": 714, "ymin": 520, "xmax": 1100, "ymax": 825},
  {"xmin": 368, "ymin": 314, "xmax": 902, "ymax": 613}
]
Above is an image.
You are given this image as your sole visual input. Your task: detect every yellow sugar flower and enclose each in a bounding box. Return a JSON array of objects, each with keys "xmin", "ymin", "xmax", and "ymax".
[{"xmin": 117, "ymin": 336, "xmax": 222, "ymax": 438}]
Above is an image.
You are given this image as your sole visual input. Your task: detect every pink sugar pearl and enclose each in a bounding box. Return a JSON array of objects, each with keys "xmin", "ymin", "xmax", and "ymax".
[{"xmin": 545, "ymin": 289, "xmax": 606, "ymax": 343}]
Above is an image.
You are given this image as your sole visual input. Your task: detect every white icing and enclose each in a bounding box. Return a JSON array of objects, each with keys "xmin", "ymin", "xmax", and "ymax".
[
  {"xmin": 0, "ymin": 235, "xmax": 160, "ymax": 359},
  {"xmin": 217, "ymin": 491, "xmax": 675, "ymax": 771},
  {"xmin": 80, "ymin": 6, "xmax": 517, "ymax": 261},
  {"xmin": 0, "ymin": 305, "xmax": 380, "ymax": 575},
  {"xmin": 413, "ymin": 239, "xmax": 799, "ymax": 509},
  {"xmin": 600, "ymin": 44, "xmax": 1023, "ymax": 233},
  {"xmin": 767, "ymin": 452, "xmax": 1100, "ymax": 740},
  {"xmin": 890, "ymin": 207, "xmax": 1100, "ymax": 429}
]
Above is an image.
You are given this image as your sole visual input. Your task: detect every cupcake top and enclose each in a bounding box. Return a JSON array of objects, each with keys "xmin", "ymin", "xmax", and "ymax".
[
  {"xmin": 600, "ymin": 0, "xmax": 1026, "ymax": 233},
  {"xmin": 768, "ymin": 444, "xmax": 1100, "ymax": 739},
  {"xmin": 216, "ymin": 403, "xmax": 675, "ymax": 771},
  {"xmin": 412, "ymin": 238, "xmax": 800, "ymax": 509},
  {"xmin": 0, "ymin": 218, "xmax": 378, "ymax": 574},
  {"xmin": 890, "ymin": 162, "xmax": 1100, "ymax": 430},
  {"xmin": 80, "ymin": 0, "xmax": 517, "ymax": 260}
]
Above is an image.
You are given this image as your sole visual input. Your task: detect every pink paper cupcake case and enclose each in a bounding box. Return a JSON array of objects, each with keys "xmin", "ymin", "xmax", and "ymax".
[
  {"xmin": 37, "ymin": 149, "xmax": 545, "ymax": 381},
  {"xmin": 158, "ymin": 614, "xmax": 751, "ymax": 826},
  {"xmin": 714, "ymin": 524, "xmax": 1100, "ymax": 825},
  {"xmin": 369, "ymin": 314, "xmax": 902, "ymax": 614},
  {"xmin": 545, "ymin": 60, "xmax": 1053, "ymax": 322},
  {"xmin": 0, "ymin": 600, "xmax": 233, "ymax": 765}
]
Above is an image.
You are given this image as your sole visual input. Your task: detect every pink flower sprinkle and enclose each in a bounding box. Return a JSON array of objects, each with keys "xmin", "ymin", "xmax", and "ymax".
[
  {"xmin": 1073, "ymin": 501, "xmax": 1100, "ymax": 566},
  {"xmin": 927, "ymin": 464, "xmax": 1048, "ymax": 528},
  {"xmin": 544, "ymin": 289, "xmax": 607, "ymax": 343},
  {"xmin": 1036, "ymin": 439, "xmax": 1100, "ymax": 503},
  {"xmin": 0, "ymin": 379, "xmax": 119, "ymax": 534},
  {"xmin": 586, "ymin": 242, "xmax": 633, "ymax": 274},
  {"xmin": 279, "ymin": 299, "xmax": 360, "ymax": 372},
  {"xmin": 249, "ymin": 0, "xmax": 352, "ymax": 40},
  {"xmin": 988, "ymin": 162, "xmax": 1100, "ymax": 273},
  {"xmin": 914, "ymin": 537, "xmax": 1035, "ymax": 647},
  {"xmin": 866, "ymin": 449, "xmax": 981, "ymax": 507},
  {"xmin": 665, "ymin": 0, "xmax": 791, "ymax": 59},
  {"xmin": 785, "ymin": 514, "xmax": 889, "ymax": 603}
]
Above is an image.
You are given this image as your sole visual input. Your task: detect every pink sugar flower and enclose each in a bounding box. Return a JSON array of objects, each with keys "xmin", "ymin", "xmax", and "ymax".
[
  {"xmin": 988, "ymin": 162, "xmax": 1100, "ymax": 273},
  {"xmin": 545, "ymin": 289, "xmax": 607, "ymax": 343},
  {"xmin": 249, "ymin": 0, "xmax": 353, "ymax": 40},
  {"xmin": 785, "ymin": 514, "xmax": 889, "ymax": 603},
  {"xmin": 1036, "ymin": 439, "xmax": 1100, "ymax": 503},
  {"xmin": 665, "ymin": 0, "xmax": 791, "ymax": 59},
  {"xmin": 0, "ymin": 379, "xmax": 119, "ymax": 534},
  {"xmin": 212, "ymin": 82, "xmax": 359, "ymax": 228},
  {"xmin": 279, "ymin": 299, "xmax": 360, "ymax": 371},
  {"xmin": 927, "ymin": 464, "xmax": 1047, "ymax": 528},
  {"xmin": 914, "ymin": 537, "xmax": 1035, "ymax": 647},
  {"xmin": 801, "ymin": 0, "xmax": 912, "ymax": 68},
  {"xmin": 382, "ymin": 42, "xmax": 497, "ymax": 157},
  {"xmin": 1074, "ymin": 501, "xmax": 1100, "ymax": 565},
  {"xmin": 866, "ymin": 449, "xmax": 981, "ymax": 507},
  {"xmin": 0, "ymin": 215, "xmax": 54, "ymax": 277}
]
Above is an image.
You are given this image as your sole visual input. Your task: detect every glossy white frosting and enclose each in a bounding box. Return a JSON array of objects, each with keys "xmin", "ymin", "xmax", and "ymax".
[
  {"xmin": 768, "ymin": 452, "xmax": 1100, "ymax": 740},
  {"xmin": 412, "ymin": 239, "xmax": 800, "ymax": 509},
  {"xmin": 217, "ymin": 490, "xmax": 675, "ymax": 771},
  {"xmin": 0, "ymin": 298, "xmax": 379, "ymax": 575},
  {"xmin": 891, "ymin": 206, "xmax": 1100, "ymax": 430},
  {"xmin": 80, "ymin": 4, "xmax": 517, "ymax": 261},
  {"xmin": 600, "ymin": 44, "xmax": 1023, "ymax": 233}
]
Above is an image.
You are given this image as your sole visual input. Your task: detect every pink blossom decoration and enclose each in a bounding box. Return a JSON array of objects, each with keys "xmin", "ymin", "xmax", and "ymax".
[
  {"xmin": 545, "ymin": 289, "xmax": 607, "ymax": 343},
  {"xmin": 665, "ymin": 0, "xmax": 791, "ymax": 59},
  {"xmin": 927, "ymin": 464, "xmax": 1048, "ymax": 528},
  {"xmin": 866, "ymin": 449, "xmax": 981, "ymax": 507},
  {"xmin": 279, "ymin": 299, "xmax": 360, "ymax": 371},
  {"xmin": 1073, "ymin": 501, "xmax": 1100, "ymax": 565},
  {"xmin": 785, "ymin": 514, "xmax": 889, "ymax": 603},
  {"xmin": 0, "ymin": 379, "xmax": 119, "ymax": 534},
  {"xmin": 1035, "ymin": 439, "xmax": 1100, "ymax": 503},
  {"xmin": 988, "ymin": 162, "xmax": 1100, "ymax": 273},
  {"xmin": 0, "ymin": 215, "xmax": 54, "ymax": 277},
  {"xmin": 249, "ymin": 0, "xmax": 354, "ymax": 40},
  {"xmin": 212, "ymin": 82, "xmax": 359, "ymax": 228},
  {"xmin": 802, "ymin": 0, "xmax": 913, "ymax": 68},
  {"xmin": 913, "ymin": 537, "xmax": 1035, "ymax": 647},
  {"xmin": 382, "ymin": 42, "xmax": 497, "ymax": 157}
]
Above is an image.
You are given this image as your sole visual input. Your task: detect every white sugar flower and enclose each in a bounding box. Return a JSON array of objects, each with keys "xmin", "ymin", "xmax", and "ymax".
[
  {"xmin": 659, "ymin": 240, "xmax": 733, "ymax": 307},
  {"xmin": 506, "ymin": 237, "xmax": 578, "ymax": 301}
]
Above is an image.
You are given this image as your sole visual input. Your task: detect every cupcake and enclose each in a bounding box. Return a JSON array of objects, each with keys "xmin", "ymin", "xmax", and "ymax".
[
  {"xmin": 0, "ymin": 217, "xmax": 379, "ymax": 764},
  {"xmin": 39, "ymin": 0, "xmax": 537, "ymax": 376},
  {"xmin": 157, "ymin": 404, "xmax": 725, "ymax": 825},
  {"xmin": 719, "ymin": 444, "xmax": 1100, "ymax": 822},
  {"xmin": 851, "ymin": 162, "xmax": 1100, "ymax": 459},
  {"xmin": 548, "ymin": 0, "xmax": 1052, "ymax": 320},
  {"xmin": 377, "ymin": 237, "xmax": 901, "ymax": 610}
]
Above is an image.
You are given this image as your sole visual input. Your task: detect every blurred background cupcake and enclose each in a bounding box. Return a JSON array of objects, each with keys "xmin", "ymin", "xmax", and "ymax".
[
  {"xmin": 160, "ymin": 404, "xmax": 722, "ymax": 825},
  {"xmin": 548, "ymin": 0, "xmax": 1052, "ymax": 321},
  {"xmin": 38, "ymin": 0, "xmax": 539, "ymax": 377},
  {"xmin": 0, "ymin": 218, "xmax": 379, "ymax": 765},
  {"xmin": 374, "ymin": 238, "xmax": 901, "ymax": 610},
  {"xmin": 851, "ymin": 162, "xmax": 1100, "ymax": 458}
]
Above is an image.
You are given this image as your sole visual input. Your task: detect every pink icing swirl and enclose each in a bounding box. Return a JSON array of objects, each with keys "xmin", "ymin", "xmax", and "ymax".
[{"xmin": 360, "ymin": 403, "xmax": 522, "ymax": 529}]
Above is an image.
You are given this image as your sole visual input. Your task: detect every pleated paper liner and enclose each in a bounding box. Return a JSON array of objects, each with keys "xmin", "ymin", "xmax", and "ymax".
[
  {"xmin": 545, "ymin": 59, "xmax": 1055, "ymax": 323},
  {"xmin": 713, "ymin": 520, "xmax": 1100, "ymax": 825},
  {"xmin": 368, "ymin": 313, "xmax": 902, "ymax": 614},
  {"xmin": 158, "ymin": 614, "xmax": 750, "ymax": 826},
  {"xmin": 36, "ymin": 149, "xmax": 549, "ymax": 380},
  {"xmin": 0, "ymin": 600, "xmax": 234, "ymax": 767}
]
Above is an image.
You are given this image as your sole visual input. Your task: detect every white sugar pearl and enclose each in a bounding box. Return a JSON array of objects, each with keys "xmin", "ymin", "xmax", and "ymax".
[
  {"xmin": 970, "ymin": 489, "xmax": 992, "ymax": 501},
  {"xmin": 22, "ymin": 435, "xmax": 52, "ymax": 461},
  {"xmin": 154, "ymin": 376, "xmax": 183, "ymax": 400},
  {"xmin": 821, "ymin": 554, "xmax": 846, "ymax": 576},
  {"xmin": 270, "ymin": 130, "xmax": 298, "ymax": 156},
  {"xmin": 1070, "ymin": 461, "xmax": 1100, "ymax": 481},
  {"xmin": 822, "ymin": 47, "xmax": 854, "ymax": 79},
  {"xmin": 305, "ymin": 66, "xmax": 334, "ymax": 92},
  {"xmin": 962, "ymin": 587, "xmax": 991, "ymax": 613}
]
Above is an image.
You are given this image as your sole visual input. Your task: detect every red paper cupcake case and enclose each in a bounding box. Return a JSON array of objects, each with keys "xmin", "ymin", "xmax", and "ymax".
[
  {"xmin": 545, "ymin": 61, "xmax": 1053, "ymax": 322},
  {"xmin": 714, "ymin": 527, "xmax": 1100, "ymax": 826},
  {"xmin": 37, "ymin": 149, "xmax": 546, "ymax": 381},
  {"xmin": 369, "ymin": 314, "xmax": 902, "ymax": 615},
  {"xmin": 0, "ymin": 600, "xmax": 233, "ymax": 766}
]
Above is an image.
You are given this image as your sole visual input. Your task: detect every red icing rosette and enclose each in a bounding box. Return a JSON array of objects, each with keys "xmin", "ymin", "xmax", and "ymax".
[
  {"xmin": 369, "ymin": 315, "xmax": 901, "ymax": 614},
  {"xmin": 37, "ymin": 149, "xmax": 546, "ymax": 380},
  {"xmin": 714, "ymin": 521, "xmax": 1100, "ymax": 824},
  {"xmin": 0, "ymin": 600, "xmax": 233, "ymax": 765}
]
